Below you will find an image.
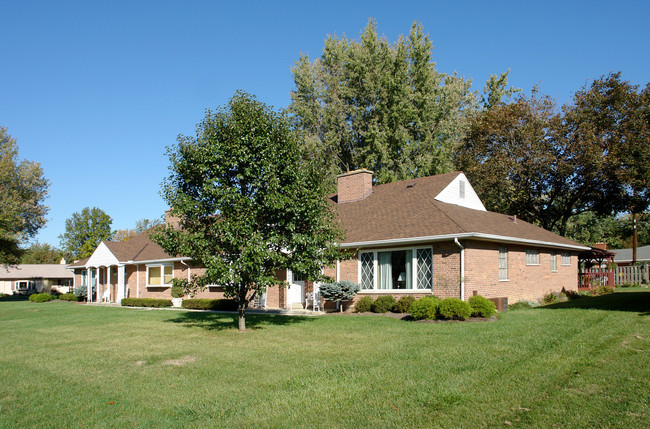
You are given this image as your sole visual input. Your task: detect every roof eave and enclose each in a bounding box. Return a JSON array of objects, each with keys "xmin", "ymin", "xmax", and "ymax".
[{"xmin": 341, "ymin": 232, "xmax": 590, "ymax": 251}]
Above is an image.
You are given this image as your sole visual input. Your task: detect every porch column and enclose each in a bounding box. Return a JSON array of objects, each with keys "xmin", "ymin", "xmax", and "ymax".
[
  {"xmin": 95, "ymin": 267, "xmax": 100, "ymax": 302},
  {"xmin": 117, "ymin": 265, "xmax": 126, "ymax": 302}
]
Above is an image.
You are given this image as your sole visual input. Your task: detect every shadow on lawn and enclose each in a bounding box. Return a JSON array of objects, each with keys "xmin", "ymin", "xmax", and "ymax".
[
  {"xmin": 539, "ymin": 290, "xmax": 650, "ymax": 315},
  {"xmin": 165, "ymin": 311, "xmax": 316, "ymax": 332}
]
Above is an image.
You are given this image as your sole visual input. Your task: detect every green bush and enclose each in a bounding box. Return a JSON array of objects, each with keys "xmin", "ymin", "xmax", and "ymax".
[
  {"xmin": 181, "ymin": 299, "xmax": 238, "ymax": 311},
  {"xmin": 319, "ymin": 281, "xmax": 360, "ymax": 311},
  {"xmin": 409, "ymin": 296, "xmax": 441, "ymax": 320},
  {"xmin": 59, "ymin": 293, "xmax": 79, "ymax": 302},
  {"xmin": 393, "ymin": 296, "xmax": 416, "ymax": 313},
  {"xmin": 508, "ymin": 301, "xmax": 535, "ymax": 310},
  {"xmin": 354, "ymin": 296, "xmax": 374, "ymax": 313},
  {"xmin": 371, "ymin": 295, "xmax": 396, "ymax": 313},
  {"xmin": 171, "ymin": 284, "xmax": 184, "ymax": 299},
  {"xmin": 541, "ymin": 292, "xmax": 560, "ymax": 305},
  {"xmin": 121, "ymin": 298, "xmax": 172, "ymax": 308},
  {"xmin": 592, "ymin": 285, "xmax": 615, "ymax": 296},
  {"xmin": 438, "ymin": 298, "xmax": 472, "ymax": 320},
  {"xmin": 468, "ymin": 295, "xmax": 496, "ymax": 318},
  {"xmin": 29, "ymin": 293, "xmax": 55, "ymax": 303}
]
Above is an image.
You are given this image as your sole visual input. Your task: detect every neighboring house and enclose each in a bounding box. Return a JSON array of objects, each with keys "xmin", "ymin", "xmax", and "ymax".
[
  {"xmin": 68, "ymin": 170, "xmax": 588, "ymax": 308},
  {"xmin": 611, "ymin": 245, "xmax": 650, "ymax": 266},
  {"xmin": 0, "ymin": 264, "xmax": 73, "ymax": 295}
]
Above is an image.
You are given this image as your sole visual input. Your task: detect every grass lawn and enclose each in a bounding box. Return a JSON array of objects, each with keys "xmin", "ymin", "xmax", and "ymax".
[{"xmin": 1, "ymin": 289, "xmax": 649, "ymax": 428}]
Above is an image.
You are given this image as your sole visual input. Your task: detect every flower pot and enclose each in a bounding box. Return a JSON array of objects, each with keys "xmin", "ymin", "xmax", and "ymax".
[{"xmin": 172, "ymin": 297, "xmax": 183, "ymax": 308}]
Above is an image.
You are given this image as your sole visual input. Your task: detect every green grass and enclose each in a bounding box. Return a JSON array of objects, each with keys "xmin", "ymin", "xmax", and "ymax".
[{"xmin": 1, "ymin": 289, "xmax": 649, "ymax": 428}]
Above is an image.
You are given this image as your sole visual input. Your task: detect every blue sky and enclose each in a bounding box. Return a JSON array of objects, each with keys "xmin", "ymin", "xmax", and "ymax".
[{"xmin": 2, "ymin": 0, "xmax": 648, "ymax": 247}]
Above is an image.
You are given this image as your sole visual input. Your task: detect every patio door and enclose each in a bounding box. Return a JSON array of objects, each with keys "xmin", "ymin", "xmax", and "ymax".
[{"xmin": 287, "ymin": 271, "xmax": 304, "ymax": 309}]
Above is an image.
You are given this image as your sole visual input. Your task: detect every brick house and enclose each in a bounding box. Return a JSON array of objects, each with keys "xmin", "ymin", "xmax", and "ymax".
[{"xmin": 68, "ymin": 170, "xmax": 588, "ymax": 308}]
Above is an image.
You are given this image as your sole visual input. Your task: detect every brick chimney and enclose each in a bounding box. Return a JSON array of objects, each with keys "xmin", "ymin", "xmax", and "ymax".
[
  {"xmin": 337, "ymin": 169, "xmax": 373, "ymax": 203},
  {"xmin": 594, "ymin": 242, "xmax": 607, "ymax": 250},
  {"xmin": 164, "ymin": 209, "xmax": 181, "ymax": 230}
]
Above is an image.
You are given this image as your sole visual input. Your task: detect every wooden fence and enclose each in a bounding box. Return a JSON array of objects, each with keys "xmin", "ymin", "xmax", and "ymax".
[
  {"xmin": 584, "ymin": 265, "xmax": 650, "ymax": 286},
  {"xmin": 614, "ymin": 265, "xmax": 650, "ymax": 285}
]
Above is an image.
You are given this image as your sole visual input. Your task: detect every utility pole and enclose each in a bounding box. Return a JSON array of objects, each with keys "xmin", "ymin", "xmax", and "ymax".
[{"xmin": 632, "ymin": 213, "xmax": 637, "ymax": 264}]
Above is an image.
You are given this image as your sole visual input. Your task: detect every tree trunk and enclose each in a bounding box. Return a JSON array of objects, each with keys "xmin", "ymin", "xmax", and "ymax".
[{"xmin": 238, "ymin": 304, "xmax": 246, "ymax": 332}]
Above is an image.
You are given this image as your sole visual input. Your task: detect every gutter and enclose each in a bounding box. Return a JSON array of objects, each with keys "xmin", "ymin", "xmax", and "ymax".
[
  {"xmin": 340, "ymin": 232, "xmax": 590, "ymax": 251},
  {"xmin": 454, "ymin": 238, "xmax": 465, "ymax": 301}
]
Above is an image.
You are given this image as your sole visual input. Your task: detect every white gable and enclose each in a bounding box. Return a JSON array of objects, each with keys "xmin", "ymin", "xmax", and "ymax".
[
  {"xmin": 434, "ymin": 173, "xmax": 486, "ymax": 211},
  {"xmin": 86, "ymin": 242, "xmax": 119, "ymax": 267}
]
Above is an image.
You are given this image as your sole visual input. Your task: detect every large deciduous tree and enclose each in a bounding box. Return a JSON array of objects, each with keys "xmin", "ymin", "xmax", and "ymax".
[
  {"xmin": 59, "ymin": 207, "xmax": 113, "ymax": 259},
  {"xmin": 289, "ymin": 19, "xmax": 486, "ymax": 186},
  {"xmin": 153, "ymin": 91, "xmax": 346, "ymax": 332},
  {"xmin": 456, "ymin": 73, "xmax": 649, "ymax": 236},
  {"xmin": 0, "ymin": 127, "xmax": 50, "ymax": 265},
  {"xmin": 21, "ymin": 242, "xmax": 65, "ymax": 264}
]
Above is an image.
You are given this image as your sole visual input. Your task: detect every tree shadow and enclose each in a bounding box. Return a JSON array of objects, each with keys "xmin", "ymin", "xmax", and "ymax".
[
  {"xmin": 538, "ymin": 291, "xmax": 650, "ymax": 315},
  {"xmin": 165, "ymin": 311, "xmax": 316, "ymax": 332}
]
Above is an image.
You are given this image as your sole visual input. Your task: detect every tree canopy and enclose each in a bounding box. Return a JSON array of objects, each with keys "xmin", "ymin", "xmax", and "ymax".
[
  {"xmin": 59, "ymin": 207, "xmax": 114, "ymax": 259},
  {"xmin": 0, "ymin": 127, "xmax": 50, "ymax": 265},
  {"xmin": 289, "ymin": 19, "xmax": 515, "ymax": 187},
  {"xmin": 456, "ymin": 73, "xmax": 649, "ymax": 236},
  {"xmin": 153, "ymin": 91, "xmax": 346, "ymax": 331},
  {"xmin": 21, "ymin": 242, "xmax": 65, "ymax": 264}
]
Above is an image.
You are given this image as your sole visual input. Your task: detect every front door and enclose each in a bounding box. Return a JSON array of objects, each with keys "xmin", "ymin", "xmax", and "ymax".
[{"xmin": 287, "ymin": 271, "xmax": 304, "ymax": 309}]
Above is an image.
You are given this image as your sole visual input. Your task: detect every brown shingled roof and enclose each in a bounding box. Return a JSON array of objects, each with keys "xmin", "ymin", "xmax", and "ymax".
[{"xmin": 334, "ymin": 172, "xmax": 585, "ymax": 249}]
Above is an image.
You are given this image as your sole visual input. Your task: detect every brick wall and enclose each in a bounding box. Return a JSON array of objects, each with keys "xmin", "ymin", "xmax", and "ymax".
[{"xmin": 464, "ymin": 241, "xmax": 579, "ymax": 303}]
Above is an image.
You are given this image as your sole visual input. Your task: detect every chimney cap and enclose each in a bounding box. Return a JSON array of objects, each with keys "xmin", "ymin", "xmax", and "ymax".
[{"xmin": 336, "ymin": 169, "xmax": 374, "ymax": 179}]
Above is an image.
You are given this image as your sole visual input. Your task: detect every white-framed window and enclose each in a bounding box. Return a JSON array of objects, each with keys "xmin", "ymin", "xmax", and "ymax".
[
  {"xmin": 499, "ymin": 247, "xmax": 508, "ymax": 281},
  {"xmin": 147, "ymin": 263, "xmax": 173, "ymax": 286},
  {"xmin": 526, "ymin": 249, "xmax": 540, "ymax": 266},
  {"xmin": 561, "ymin": 253, "xmax": 571, "ymax": 266},
  {"xmin": 359, "ymin": 247, "xmax": 433, "ymax": 291},
  {"xmin": 551, "ymin": 252, "xmax": 557, "ymax": 272},
  {"xmin": 81, "ymin": 270, "xmax": 87, "ymax": 286}
]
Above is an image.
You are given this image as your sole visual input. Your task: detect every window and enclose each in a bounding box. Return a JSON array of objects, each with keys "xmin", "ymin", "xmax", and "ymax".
[
  {"xmin": 147, "ymin": 264, "xmax": 173, "ymax": 286},
  {"xmin": 551, "ymin": 252, "xmax": 557, "ymax": 272},
  {"xmin": 81, "ymin": 270, "xmax": 87, "ymax": 286},
  {"xmin": 526, "ymin": 249, "xmax": 539, "ymax": 265},
  {"xmin": 359, "ymin": 247, "xmax": 433, "ymax": 290},
  {"xmin": 499, "ymin": 247, "xmax": 508, "ymax": 280},
  {"xmin": 561, "ymin": 253, "xmax": 571, "ymax": 266}
]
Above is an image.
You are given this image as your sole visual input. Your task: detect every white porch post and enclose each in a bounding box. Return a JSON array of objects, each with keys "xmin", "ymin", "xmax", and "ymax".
[
  {"xmin": 95, "ymin": 267, "xmax": 100, "ymax": 302},
  {"xmin": 117, "ymin": 265, "xmax": 126, "ymax": 302}
]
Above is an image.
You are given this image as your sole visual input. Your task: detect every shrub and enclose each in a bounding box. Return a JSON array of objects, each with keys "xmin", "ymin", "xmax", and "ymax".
[
  {"xmin": 438, "ymin": 298, "xmax": 472, "ymax": 320},
  {"xmin": 468, "ymin": 295, "xmax": 496, "ymax": 318},
  {"xmin": 371, "ymin": 295, "xmax": 396, "ymax": 313},
  {"xmin": 319, "ymin": 281, "xmax": 360, "ymax": 312},
  {"xmin": 564, "ymin": 290, "xmax": 582, "ymax": 300},
  {"xmin": 393, "ymin": 296, "xmax": 416, "ymax": 313},
  {"xmin": 541, "ymin": 292, "xmax": 560, "ymax": 305},
  {"xmin": 59, "ymin": 293, "xmax": 79, "ymax": 302},
  {"xmin": 409, "ymin": 296, "xmax": 441, "ymax": 320},
  {"xmin": 171, "ymin": 284, "xmax": 184, "ymax": 299},
  {"xmin": 181, "ymin": 299, "xmax": 238, "ymax": 311},
  {"xmin": 29, "ymin": 293, "xmax": 55, "ymax": 303},
  {"xmin": 74, "ymin": 284, "xmax": 96, "ymax": 300},
  {"xmin": 592, "ymin": 285, "xmax": 615, "ymax": 296},
  {"xmin": 121, "ymin": 298, "xmax": 172, "ymax": 308},
  {"xmin": 354, "ymin": 296, "xmax": 374, "ymax": 313},
  {"xmin": 509, "ymin": 300, "xmax": 535, "ymax": 310}
]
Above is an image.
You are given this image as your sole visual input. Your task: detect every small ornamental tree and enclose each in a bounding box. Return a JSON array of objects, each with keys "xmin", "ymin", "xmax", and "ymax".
[
  {"xmin": 319, "ymin": 281, "xmax": 360, "ymax": 312},
  {"xmin": 153, "ymin": 91, "xmax": 346, "ymax": 331}
]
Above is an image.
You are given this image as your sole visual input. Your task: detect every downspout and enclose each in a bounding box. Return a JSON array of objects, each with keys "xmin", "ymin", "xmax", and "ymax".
[{"xmin": 454, "ymin": 238, "xmax": 465, "ymax": 301}]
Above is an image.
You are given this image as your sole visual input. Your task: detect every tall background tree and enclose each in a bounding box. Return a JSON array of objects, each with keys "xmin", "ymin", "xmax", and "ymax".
[
  {"xmin": 59, "ymin": 207, "xmax": 114, "ymax": 259},
  {"xmin": 456, "ymin": 73, "xmax": 649, "ymax": 238},
  {"xmin": 0, "ymin": 127, "xmax": 50, "ymax": 265},
  {"xmin": 154, "ymin": 91, "xmax": 346, "ymax": 331},
  {"xmin": 112, "ymin": 217, "xmax": 163, "ymax": 242},
  {"xmin": 289, "ymin": 19, "xmax": 516, "ymax": 187},
  {"xmin": 21, "ymin": 243, "xmax": 65, "ymax": 264}
]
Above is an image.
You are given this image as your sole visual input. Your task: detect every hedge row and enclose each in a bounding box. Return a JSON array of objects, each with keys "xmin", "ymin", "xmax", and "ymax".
[
  {"xmin": 181, "ymin": 299, "xmax": 238, "ymax": 311},
  {"xmin": 121, "ymin": 298, "xmax": 172, "ymax": 308},
  {"xmin": 29, "ymin": 293, "xmax": 56, "ymax": 303},
  {"xmin": 354, "ymin": 295, "xmax": 416, "ymax": 313},
  {"xmin": 408, "ymin": 295, "xmax": 496, "ymax": 321},
  {"xmin": 58, "ymin": 293, "xmax": 79, "ymax": 302}
]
